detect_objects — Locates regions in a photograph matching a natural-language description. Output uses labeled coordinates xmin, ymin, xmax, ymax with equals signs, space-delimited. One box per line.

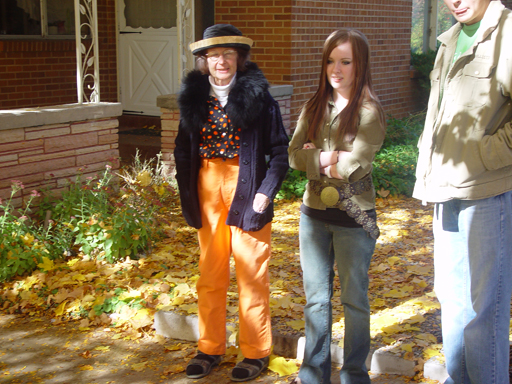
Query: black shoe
xmin=186 ymin=352 xmax=222 ymax=379
xmin=230 ymin=356 xmax=269 ymax=382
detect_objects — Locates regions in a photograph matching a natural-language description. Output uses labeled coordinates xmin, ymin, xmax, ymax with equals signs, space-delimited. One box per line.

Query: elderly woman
xmin=173 ymin=24 xmax=289 ymax=381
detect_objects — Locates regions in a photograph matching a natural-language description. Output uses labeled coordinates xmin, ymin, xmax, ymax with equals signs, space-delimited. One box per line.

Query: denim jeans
xmin=433 ymin=191 xmax=512 ymax=384
xmin=297 ymin=213 xmax=375 ymax=384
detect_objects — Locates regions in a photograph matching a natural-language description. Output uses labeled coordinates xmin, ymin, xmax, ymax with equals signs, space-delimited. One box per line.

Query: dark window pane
xmin=47 ymin=0 xmax=74 ymax=35
xmin=0 ymin=0 xmax=41 ymax=35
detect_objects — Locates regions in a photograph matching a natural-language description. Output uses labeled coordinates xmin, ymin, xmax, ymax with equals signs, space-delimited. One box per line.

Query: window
xmin=0 ymin=0 xmax=75 ymax=37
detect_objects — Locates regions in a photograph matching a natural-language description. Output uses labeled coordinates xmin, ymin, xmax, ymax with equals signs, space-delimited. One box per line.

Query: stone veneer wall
xmin=156 ymin=85 xmax=293 ymax=172
xmin=0 ymin=103 xmax=122 ymax=208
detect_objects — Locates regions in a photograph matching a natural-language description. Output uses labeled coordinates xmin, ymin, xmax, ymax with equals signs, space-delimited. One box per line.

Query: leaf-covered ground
xmin=0 ymin=196 xmax=442 ymax=380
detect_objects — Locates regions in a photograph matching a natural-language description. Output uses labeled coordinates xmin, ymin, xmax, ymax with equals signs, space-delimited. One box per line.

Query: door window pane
xmin=124 ymin=0 xmax=177 ymax=29
xmin=0 ymin=0 xmax=41 ymax=35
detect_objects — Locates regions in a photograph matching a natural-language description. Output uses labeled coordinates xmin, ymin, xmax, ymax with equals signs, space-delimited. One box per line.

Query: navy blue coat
xmin=174 ymin=62 xmax=290 ymax=232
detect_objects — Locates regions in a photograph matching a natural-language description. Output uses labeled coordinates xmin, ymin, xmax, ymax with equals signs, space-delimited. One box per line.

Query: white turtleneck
xmin=209 ymin=74 xmax=237 ymax=107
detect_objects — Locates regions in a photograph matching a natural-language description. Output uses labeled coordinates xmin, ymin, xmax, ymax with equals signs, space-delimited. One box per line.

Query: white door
xmin=118 ymin=0 xmax=179 ymax=116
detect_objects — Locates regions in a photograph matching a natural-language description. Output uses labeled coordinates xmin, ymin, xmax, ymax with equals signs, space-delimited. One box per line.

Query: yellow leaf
xmin=423 ymin=344 xmax=444 ymax=360
xmin=163 ymin=364 xmax=185 ymax=375
xmin=372 ymin=298 xmax=386 ymax=307
xmin=400 ymin=343 xmax=414 ymax=353
xmin=136 ymin=170 xmax=152 ymax=187
xmin=93 ymin=346 xmax=110 ymax=351
xmin=268 ymin=356 xmax=299 ymax=376
xmin=38 ymin=257 xmax=55 ymax=272
xmin=79 ymin=365 xmax=94 ymax=371
xmin=171 ymin=296 xmax=185 ymax=306
xmin=67 ymin=258 xmax=80 ymax=267
xmin=382 ymin=337 xmax=396 ymax=345
xmin=118 ymin=290 xmax=141 ymax=301
xmin=72 ymin=274 xmax=86 ymax=282
xmin=415 ymin=333 xmax=438 ymax=343
xmin=55 ymin=301 xmax=67 ymax=316
xmin=381 ymin=324 xmax=403 ymax=335
xmin=408 ymin=314 xmax=426 ymax=324
xmin=286 ymin=320 xmax=305 ymax=331
xmin=173 ymin=283 xmax=191 ymax=297
xmin=383 ymin=289 xmax=407 ymax=298
xmin=387 ymin=256 xmax=401 ymax=266
xmin=165 ymin=344 xmax=182 ymax=351
xmin=131 ymin=362 xmax=148 ymax=372
xmin=21 ymin=233 xmax=34 ymax=246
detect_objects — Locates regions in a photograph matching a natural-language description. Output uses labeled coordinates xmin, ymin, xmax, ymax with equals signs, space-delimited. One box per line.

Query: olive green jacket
xmin=288 ymin=101 xmax=385 ymax=211
xmin=413 ymin=1 xmax=512 ymax=203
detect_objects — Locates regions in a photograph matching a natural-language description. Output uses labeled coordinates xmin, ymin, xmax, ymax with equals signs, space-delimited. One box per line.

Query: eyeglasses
xmin=206 ymin=50 xmax=237 ymax=62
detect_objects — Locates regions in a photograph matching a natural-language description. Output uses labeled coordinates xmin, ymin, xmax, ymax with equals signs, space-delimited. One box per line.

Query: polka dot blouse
xmin=199 ymin=96 xmax=241 ymax=159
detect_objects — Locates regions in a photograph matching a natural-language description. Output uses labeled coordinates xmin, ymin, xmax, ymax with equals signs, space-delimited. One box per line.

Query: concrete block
xmin=0 ymin=128 xmax=24 ymax=143
xmin=71 ymin=119 xmax=119 ymax=134
xmin=370 ymin=349 xmax=416 ymax=377
xmin=0 ymin=138 xmax=43 ymax=153
xmin=424 ymin=357 xmax=448 ymax=383
xmin=154 ymin=311 xmax=200 ymax=342
xmin=26 ymin=127 xmax=71 ymax=140
xmin=272 ymin=333 xmax=300 ymax=358
xmin=153 ymin=311 xmax=235 ymax=346
xmin=45 ymin=132 xmax=98 ymax=153
xmin=0 ymin=154 xmax=18 ymax=163
xmin=76 ymin=149 xmax=118 ymax=166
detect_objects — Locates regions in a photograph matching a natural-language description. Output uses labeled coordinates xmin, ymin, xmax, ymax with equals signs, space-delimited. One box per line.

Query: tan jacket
xmin=413 ymin=1 xmax=512 ymax=203
xmin=288 ymin=101 xmax=384 ymax=211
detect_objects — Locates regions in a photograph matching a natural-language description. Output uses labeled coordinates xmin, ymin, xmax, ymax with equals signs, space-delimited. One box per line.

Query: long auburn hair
xmin=303 ymin=29 xmax=385 ymax=142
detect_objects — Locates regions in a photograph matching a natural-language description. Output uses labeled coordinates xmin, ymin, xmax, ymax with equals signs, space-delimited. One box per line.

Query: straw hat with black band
xmin=189 ymin=24 xmax=253 ymax=55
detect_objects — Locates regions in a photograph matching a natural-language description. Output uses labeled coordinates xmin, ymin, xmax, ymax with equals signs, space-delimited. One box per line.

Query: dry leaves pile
xmin=0 ymin=195 xmax=442 ymax=378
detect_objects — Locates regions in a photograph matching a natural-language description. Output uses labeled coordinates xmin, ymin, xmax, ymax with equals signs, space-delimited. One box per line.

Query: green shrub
xmin=372 ymin=145 xmax=419 ymax=197
xmin=411 ymin=49 xmax=437 ymax=91
xmin=0 ymin=182 xmax=52 ymax=281
xmin=0 ymin=152 xmax=176 ymax=282
xmin=276 ymin=168 xmax=308 ymax=200
xmin=382 ymin=113 xmax=424 ymax=150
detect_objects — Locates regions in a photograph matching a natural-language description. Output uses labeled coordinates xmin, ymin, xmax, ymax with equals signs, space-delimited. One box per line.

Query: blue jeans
xmin=298 ymin=213 xmax=375 ymax=384
xmin=433 ymin=191 xmax=512 ymax=384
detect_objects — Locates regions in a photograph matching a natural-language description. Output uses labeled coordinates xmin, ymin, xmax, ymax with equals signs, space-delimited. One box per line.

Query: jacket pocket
xmin=457 ymin=63 xmax=495 ymax=108
xmin=428 ymin=68 xmax=441 ymax=110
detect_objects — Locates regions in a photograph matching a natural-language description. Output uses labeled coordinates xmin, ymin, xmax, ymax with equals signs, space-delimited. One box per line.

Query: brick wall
xmin=0 ymin=0 xmax=118 ymax=110
xmin=216 ymin=0 xmax=415 ymax=123
xmin=0 ymin=117 xmax=120 ymax=208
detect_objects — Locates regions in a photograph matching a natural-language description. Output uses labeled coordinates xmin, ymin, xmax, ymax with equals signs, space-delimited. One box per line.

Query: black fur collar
xmin=178 ymin=62 xmax=269 ymax=131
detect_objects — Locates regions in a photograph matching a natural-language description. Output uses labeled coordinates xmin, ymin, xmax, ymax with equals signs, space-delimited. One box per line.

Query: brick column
xmin=156 ymin=95 xmax=179 ymax=173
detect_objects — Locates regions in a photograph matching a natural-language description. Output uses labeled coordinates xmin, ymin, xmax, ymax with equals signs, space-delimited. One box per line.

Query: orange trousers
xmin=196 ymin=157 xmax=272 ymax=359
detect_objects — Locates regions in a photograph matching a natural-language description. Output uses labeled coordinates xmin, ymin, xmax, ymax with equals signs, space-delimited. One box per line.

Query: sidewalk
xmin=0 ymin=313 xmax=439 ymax=383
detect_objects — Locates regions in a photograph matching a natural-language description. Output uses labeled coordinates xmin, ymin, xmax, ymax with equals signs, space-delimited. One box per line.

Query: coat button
xmin=243 ymin=142 xmax=249 ymax=147
xmin=239 ymin=195 xmax=244 ymax=200
xmin=233 ymin=210 xmax=239 ymax=215
xmin=475 ymin=71 xmax=479 ymax=75
xmin=243 ymin=160 xmax=249 ymax=165
xmin=241 ymin=179 xmax=247 ymax=184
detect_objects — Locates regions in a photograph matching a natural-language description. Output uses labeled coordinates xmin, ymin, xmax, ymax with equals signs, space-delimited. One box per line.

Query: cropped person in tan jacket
xmin=413 ymin=1 xmax=512 ymax=383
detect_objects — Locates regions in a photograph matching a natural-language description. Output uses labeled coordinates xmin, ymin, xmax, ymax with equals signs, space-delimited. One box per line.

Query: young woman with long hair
xmin=288 ymin=29 xmax=385 ymax=384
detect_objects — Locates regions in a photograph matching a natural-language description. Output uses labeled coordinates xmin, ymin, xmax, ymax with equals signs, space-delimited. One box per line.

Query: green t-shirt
xmin=453 ymin=21 xmax=481 ymax=63
xmin=441 ymin=21 xmax=482 ymax=104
